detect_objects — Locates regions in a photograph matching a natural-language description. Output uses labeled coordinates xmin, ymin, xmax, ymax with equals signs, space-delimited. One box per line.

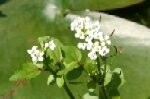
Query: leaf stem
xmin=63 ymin=81 xmax=75 ymax=99
xmin=58 ymin=62 xmax=75 ymax=99
xmin=97 ymin=57 xmax=108 ymax=99
xmin=99 ymin=84 xmax=107 ymax=99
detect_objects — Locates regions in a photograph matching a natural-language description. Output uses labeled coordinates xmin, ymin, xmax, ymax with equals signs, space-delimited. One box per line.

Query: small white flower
xmin=95 ymin=32 xmax=103 ymax=40
xmin=27 ymin=46 xmax=38 ymax=54
xmin=106 ymin=40 xmax=111 ymax=45
xmin=85 ymin=35 xmax=93 ymax=42
xmin=100 ymin=46 xmax=110 ymax=56
xmin=91 ymin=21 xmax=100 ymax=33
xmin=44 ymin=40 xmax=56 ymax=50
xmin=104 ymin=35 xmax=111 ymax=45
xmin=27 ymin=46 xmax=44 ymax=63
xmin=77 ymin=43 xmax=87 ymax=50
xmin=45 ymin=43 xmax=49 ymax=48
xmin=71 ymin=17 xmax=84 ymax=31
xmin=88 ymin=51 xmax=97 ymax=60
xmin=101 ymin=42 xmax=106 ymax=46
xmin=86 ymin=41 xmax=93 ymax=50
xmin=71 ymin=16 xmax=111 ymax=59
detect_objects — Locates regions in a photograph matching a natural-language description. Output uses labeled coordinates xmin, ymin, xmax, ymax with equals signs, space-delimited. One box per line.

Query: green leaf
xmin=84 ymin=58 xmax=98 ymax=75
xmin=106 ymin=68 xmax=125 ymax=98
xmin=113 ymin=68 xmax=125 ymax=88
xmin=87 ymin=81 xmax=96 ymax=93
xmin=64 ymin=61 xmax=78 ymax=69
xmin=62 ymin=0 xmax=143 ymax=11
xmin=47 ymin=75 xmax=55 ymax=85
xmin=62 ymin=46 xmax=82 ymax=64
xmin=57 ymin=46 xmax=82 ymax=76
xmin=66 ymin=66 xmax=83 ymax=80
xmin=9 ymin=63 xmax=41 ymax=81
xmin=57 ymin=61 xmax=79 ymax=75
xmin=46 ymin=38 xmax=63 ymax=64
xmin=56 ymin=75 xmax=64 ymax=88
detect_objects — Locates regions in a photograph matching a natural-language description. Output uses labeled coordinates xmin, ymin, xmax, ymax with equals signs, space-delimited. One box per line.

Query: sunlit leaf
xmin=9 ymin=63 xmax=41 ymax=81
xmin=57 ymin=61 xmax=78 ymax=75
xmin=62 ymin=46 xmax=82 ymax=64
xmin=47 ymin=38 xmax=63 ymax=64
xmin=47 ymin=75 xmax=55 ymax=85
xmin=56 ymin=75 xmax=64 ymax=88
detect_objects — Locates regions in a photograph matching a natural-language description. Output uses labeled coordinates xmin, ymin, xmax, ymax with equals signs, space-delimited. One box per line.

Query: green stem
xmin=97 ymin=57 xmax=108 ymax=99
xmin=44 ymin=57 xmax=75 ymax=99
xmin=96 ymin=57 xmax=101 ymax=77
xmin=99 ymin=84 xmax=107 ymax=99
xmin=63 ymin=81 xmax=75 ymax=99
xmin=57 ymin=62 xmax=75 ymax=99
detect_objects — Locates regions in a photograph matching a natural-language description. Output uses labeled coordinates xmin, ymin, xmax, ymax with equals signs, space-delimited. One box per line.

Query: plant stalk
xmin=99 ymin=84 xmax=107 ymax=99
xmin=97 ymin=57 xmax=108 ymax=99
xmin=63 ymin=82 xmax=75 ymax=99
xmin=45 ymin=60 xmax=75 ymax=99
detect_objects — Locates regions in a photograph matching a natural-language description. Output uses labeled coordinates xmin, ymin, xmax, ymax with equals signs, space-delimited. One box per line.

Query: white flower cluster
xmin=27 ymin=46 xmax=44 ymax=63
xmin=44 ymin=40 xmax=56 ymax=50
xmin=27 ymin=40 xmax=56 ymax=63
xmin=71 ymin=17 xmax=111 ymax=60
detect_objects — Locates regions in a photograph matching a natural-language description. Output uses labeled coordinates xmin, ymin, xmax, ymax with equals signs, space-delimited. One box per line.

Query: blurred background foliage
xmin=0 ymin=0 xmax=150 ymax=99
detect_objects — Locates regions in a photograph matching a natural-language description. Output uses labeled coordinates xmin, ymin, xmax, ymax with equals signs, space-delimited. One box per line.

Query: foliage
xmin=9 ymin=63 xmax=41 ymax=81
xmin=10 ymin=32 xmax=125 ymax=99
xmin=1 ymin=0 xmax=149 ymax=99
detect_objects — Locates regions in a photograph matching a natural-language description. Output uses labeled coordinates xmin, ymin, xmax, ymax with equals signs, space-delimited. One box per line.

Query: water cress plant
xmin=9 ymin=16 xmax=125 ymax=99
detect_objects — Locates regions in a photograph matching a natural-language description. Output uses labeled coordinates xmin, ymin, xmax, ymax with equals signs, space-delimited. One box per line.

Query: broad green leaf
xmin=66 ymin=66 xmax=83 ymax=80
xmin=105 ymin=68 xmax=125 ymax=98
xmin=47 ymin=38 xmax=63 ymax=64
xmin=62 ymin=0 xmax=144 ymax=11
xmin=62 ymin=46 xmax=82 ymax=64
xmin=56 ymin=75 xmax=64 ymax=88
xmin=84 ymin=58 xmax=98 ymax=75
xmin=9 ymin=63 xmax=41 ymax=81
xmin=58 ymin=46 xmax=82 ymax=77
xmin=87 ymin=81 xmax=96 ymax=93
xmin=113 ymin=68 xmax=125 ymax=88
xmin=57 ymin=61 xmax=79 ymax=75
xmin=47 ymin=75 xmax=55 ymax=85
xmin=64 ymin=61 xmax=79 ymax=69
